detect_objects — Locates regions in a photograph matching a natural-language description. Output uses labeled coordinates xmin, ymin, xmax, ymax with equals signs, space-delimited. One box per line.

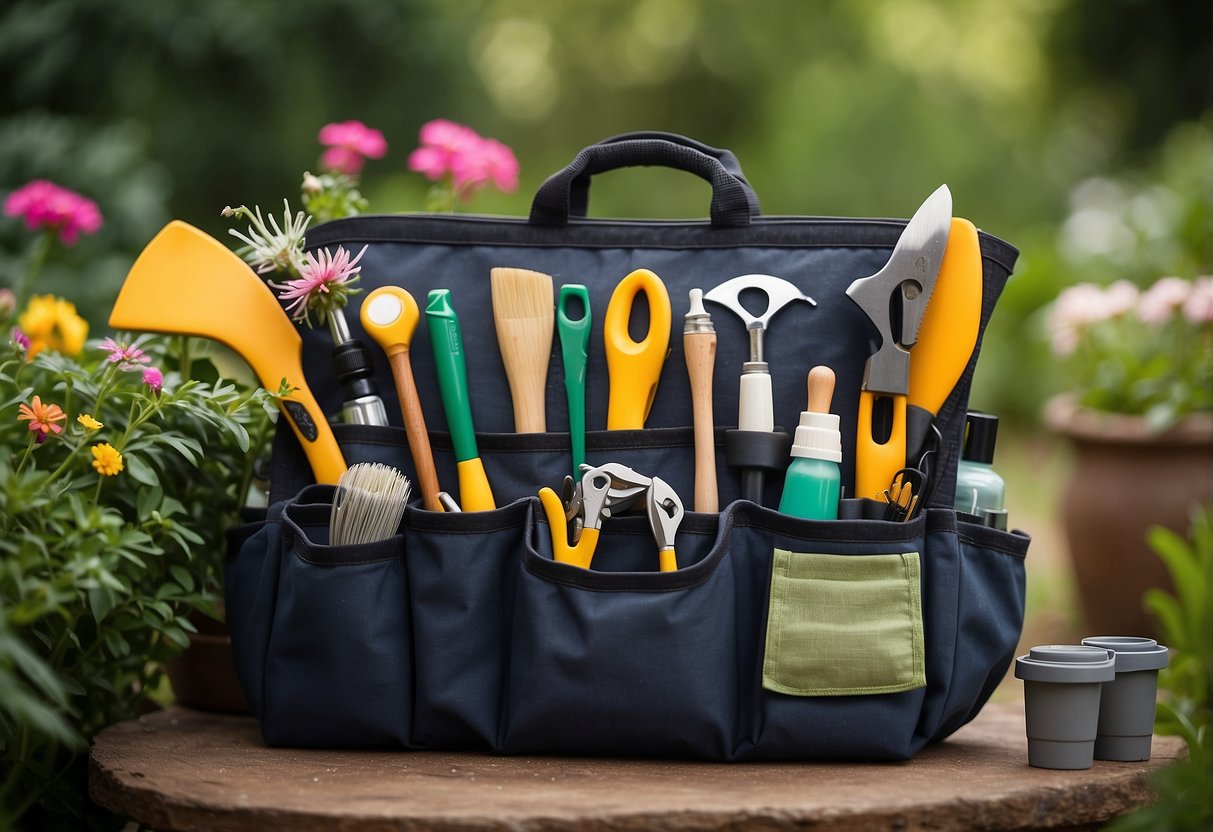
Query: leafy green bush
xmin=1110 ymin=506 xmax=1213 ymax=831
xmin=0 ymin=330 xmax=273 ymax=828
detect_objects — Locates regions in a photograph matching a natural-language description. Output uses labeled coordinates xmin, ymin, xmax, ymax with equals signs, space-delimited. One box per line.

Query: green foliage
xmin=1109 ymin=506 xmax=1213 ymax=831
xmin=0 ymin=332 xmax=273 ymax=829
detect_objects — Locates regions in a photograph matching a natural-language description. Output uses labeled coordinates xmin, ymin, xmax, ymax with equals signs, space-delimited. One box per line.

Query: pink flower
xmin=1047 ymin=283 xmax=1107 ymax=356
xmin=1137 ymin=276 xmax=1190 ymax=325
xmin=452 ymin=138 xmax=520 ymax=193
xmin=142 ymin=366 xmax=163 ymax=395
xmin=11 ymin=328 xmax=30 ymax=352
xmin=0 ymin=288 xmax=15 ymax=317
xmin=99 ymin=337 xmax=151 ymax=370
xmin=408 ymin=120 xmax=482 ymax=181
xmin=407 ymin=120 xmax=518 ymax=194
xmin=270 ymin=244 xmax=368 ymax=322
xmin=318 ymin=121 xmax=387 ymax=175
xmin=3 ymin=180 xmax=102 ymax=245
xmin=1183 ymin=276 xmax=1213 ymax=324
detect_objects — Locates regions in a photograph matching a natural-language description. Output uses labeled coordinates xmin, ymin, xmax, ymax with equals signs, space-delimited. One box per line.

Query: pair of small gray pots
xmin=1014 ymin=636 xmax=1169 ymax=770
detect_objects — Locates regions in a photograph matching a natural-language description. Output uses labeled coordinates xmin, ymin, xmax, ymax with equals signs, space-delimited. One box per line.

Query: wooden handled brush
xmin=491 ymin=267 xmax=554 ymax=433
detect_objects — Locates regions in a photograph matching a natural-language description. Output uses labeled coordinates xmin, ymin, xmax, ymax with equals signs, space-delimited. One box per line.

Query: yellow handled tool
xmin=604 ymin=268 xmax=671 ymax=430
xmin=905 ymin=218 xmax=983 ymax=466
xmin=361 ymin=286 xmax=444 ymax=511
xmin=538 ymin=471 xmax=611 ymax=569
xmin=109 ymin=221 xmax=347 ymax=484
xmin=846 ymin=186 xmax=952 ymax=500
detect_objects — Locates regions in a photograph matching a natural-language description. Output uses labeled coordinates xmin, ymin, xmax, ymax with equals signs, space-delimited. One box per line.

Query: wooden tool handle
xmin=389 ymin=351 xmax=442 ymax=511
xmin=684 ymin=330 xmax=718 ymax=512
xmin=807 ymin=365 xmax=836 ymax=414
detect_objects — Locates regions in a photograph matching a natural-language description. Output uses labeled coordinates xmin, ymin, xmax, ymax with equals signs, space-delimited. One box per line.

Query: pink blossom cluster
xmin=1048 ymin=276 xmax=1213 ymax=356
xmin=3 ymin=180 xmax=102 ymax=245
xmin=318 ymin=120 xmax=388 ymax=175
xmin=407 ymin=120 xmax=519 ymax=194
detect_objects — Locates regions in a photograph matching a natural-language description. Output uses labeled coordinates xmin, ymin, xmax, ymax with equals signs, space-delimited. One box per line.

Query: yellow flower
xmin=77 ymin=413 xmax=103 ymax=430
xmin=91 ymin=443 xmax=124 ymax=477
xmin=18 ymin=294 xmax=89 ymax=357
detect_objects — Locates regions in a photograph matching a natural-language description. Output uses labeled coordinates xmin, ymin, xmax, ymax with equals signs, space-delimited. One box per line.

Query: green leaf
xmin=88 ymin=586 xmax=116 ymax=624
xmin=124 ymin=453 xmax=160 ymax=488
xmin=160 ymin=434 xmax=202 ymax=463
xmin=161 ymin=626 xmax=191 ymax=650
xmin=170 ymin=565 xmax=195 ymax=592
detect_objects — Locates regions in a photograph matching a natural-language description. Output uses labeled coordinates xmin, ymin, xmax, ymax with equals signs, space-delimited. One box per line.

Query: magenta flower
xmin=453 ymin=137 xmax=519 ymax=193
xmin=3 ymin=180 xmax=102 ymax=245
xmin=142 ymin=366 xmax=163 ymax=395
xmin=270 ymin=244 xmax=368 ymax=324
xmin=408 ymin=120 xmax=482 ymax=181
xmin=12 ymin=328 xmax=30 ymax=352
xmin=407 ymin=120 xmax=518 ymax=195
xmin=318 ymin=120 xmax=387 ymax=175
xmin=99 ymin=337 xmax=151 ymax=370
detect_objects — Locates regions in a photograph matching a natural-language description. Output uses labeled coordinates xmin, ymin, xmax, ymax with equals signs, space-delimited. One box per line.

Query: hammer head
xmin=703 ymin=273 xmax=816 ymax=331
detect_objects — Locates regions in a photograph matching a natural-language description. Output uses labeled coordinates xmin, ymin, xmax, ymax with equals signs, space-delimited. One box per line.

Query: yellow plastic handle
xmin=659 ymin=547 xmax=678 ymax=573
xmin=854 ymin=391 xmax=907 ymax=500
xmin=109 ymin=221 xmax=347 ymax=484
xmin=538 ymin=487 xmax=597 ymax=569
xmin=360 ymin=286 xmax=419 ymax=356
xmin=605 ymin=269 xmax=671 ymax=430
xmin=456 ymin=457 xmax=496 ymax=512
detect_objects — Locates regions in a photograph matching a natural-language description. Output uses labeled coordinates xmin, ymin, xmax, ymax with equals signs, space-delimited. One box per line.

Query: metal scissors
xmin=604 ymin=269 xmax=671 ymax=430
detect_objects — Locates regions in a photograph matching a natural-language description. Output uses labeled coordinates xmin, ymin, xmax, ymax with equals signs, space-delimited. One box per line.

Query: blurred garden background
xmin=1 ymin=0 xmax=1211 ymax=827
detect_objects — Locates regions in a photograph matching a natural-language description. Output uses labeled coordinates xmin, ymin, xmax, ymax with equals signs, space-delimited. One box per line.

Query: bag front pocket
xmin=260 ymin=492 xmax=412 ymax=748
xmin=762 ymin=548 xmax=925 ymax=697
xmin=504 ymin=507 xmax=734 ymax=758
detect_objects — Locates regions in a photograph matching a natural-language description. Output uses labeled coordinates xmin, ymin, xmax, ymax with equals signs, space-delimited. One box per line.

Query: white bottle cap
xmin=790 ymin=410 xmax=842 ymax=463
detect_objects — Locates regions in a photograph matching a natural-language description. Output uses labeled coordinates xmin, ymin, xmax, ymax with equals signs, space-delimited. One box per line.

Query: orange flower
xmin=17 ymin=395 xmax=67 ymax=439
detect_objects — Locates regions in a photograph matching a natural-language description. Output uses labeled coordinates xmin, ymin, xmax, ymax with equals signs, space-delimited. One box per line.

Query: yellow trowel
xmin=109 ymin=221 xmax=347 ymax=484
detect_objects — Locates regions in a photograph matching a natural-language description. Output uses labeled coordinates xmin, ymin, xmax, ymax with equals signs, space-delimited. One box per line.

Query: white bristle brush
xmin=329 ymin=463 xmax=412 ymax=546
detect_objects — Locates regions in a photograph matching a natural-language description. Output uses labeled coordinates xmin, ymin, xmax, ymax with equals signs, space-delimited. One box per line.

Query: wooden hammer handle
xmin=388 ymin=351 xmax=442 ymax=511
xmin=684 ymin=330 xmax=719 ymax=512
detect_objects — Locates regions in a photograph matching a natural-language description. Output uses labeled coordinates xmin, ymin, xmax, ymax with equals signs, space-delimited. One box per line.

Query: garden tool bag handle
xmin=529 ymin=131 xmax=760 ymax=228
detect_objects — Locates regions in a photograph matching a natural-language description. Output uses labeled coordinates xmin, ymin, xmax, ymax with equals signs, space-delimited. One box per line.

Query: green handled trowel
xmin=109 ymin=221 xmax=347 ymax=484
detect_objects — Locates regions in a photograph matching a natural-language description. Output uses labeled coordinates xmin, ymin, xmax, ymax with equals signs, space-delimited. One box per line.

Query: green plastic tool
xmin=557 ymin=284 xmax=591 ymax=477
xmin=425 ymin=289 xmax=495 ymax=511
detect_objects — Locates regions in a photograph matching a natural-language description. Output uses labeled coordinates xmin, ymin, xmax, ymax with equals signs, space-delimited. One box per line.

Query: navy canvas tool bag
xmin=226 ymin=131 xmax=1029 ymax=760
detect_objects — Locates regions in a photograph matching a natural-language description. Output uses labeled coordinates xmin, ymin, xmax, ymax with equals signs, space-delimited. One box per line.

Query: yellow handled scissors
xmin=604 ymin=269 xmax=671 ymax=430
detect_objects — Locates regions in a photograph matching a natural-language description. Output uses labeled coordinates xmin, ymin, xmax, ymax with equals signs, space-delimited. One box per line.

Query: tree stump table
xmin=89 ymin=702 xmax=1182 ymax=831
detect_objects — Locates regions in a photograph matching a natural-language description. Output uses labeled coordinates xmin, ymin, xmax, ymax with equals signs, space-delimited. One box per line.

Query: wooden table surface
xmin=89 ymin=702 xmax=1184 ymax=831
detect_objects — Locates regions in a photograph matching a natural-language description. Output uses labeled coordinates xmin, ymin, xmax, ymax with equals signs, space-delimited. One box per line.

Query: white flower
xmin=223 ymin=200 xmax=311 ymax=275
xmin=1102 ymin=280 xmax=1140 ymax=318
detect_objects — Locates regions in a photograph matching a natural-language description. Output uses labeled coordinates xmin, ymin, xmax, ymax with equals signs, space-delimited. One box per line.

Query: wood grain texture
xmin=491 ymin=268 xmax=554 ymax=433
xmin=684 ymin=330 xmax=718 ymax=512
xmin=89 ymin=703 xmax=1183 ymax=831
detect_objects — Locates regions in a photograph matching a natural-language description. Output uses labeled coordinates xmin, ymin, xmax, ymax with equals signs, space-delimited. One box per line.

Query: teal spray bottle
xmin=953 ymin=411 xmax=1007 ymax=529
xmin=778 ymin=366 xmax=842 ymax=520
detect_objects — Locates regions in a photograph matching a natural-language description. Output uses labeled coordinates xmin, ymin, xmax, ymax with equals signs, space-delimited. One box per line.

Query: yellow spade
xmin=109 ymin=221 xmax=347 ymax=484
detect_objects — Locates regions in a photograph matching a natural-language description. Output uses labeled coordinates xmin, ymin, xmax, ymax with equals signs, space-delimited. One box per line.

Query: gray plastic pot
xmin=1082 ymin=636 xmax=1169 ymax=761
xmin=1015 ymin=645 xmax=1117 ymax=770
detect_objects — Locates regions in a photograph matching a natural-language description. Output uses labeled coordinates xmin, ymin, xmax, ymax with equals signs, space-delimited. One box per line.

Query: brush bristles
xmin=490 ymin=268 xmax=554 ymax=319
xmin=329 ymin=463 xmax=412 ymax=546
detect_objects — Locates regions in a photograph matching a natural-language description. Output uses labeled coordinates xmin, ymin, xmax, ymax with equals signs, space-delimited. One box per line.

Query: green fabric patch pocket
xmin=762 ymin=548 xmax=925 ymax=696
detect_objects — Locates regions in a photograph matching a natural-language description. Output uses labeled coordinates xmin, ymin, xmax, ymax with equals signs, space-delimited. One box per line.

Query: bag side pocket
xmin=762 ymin=549 xmax=925 ymax=697
xmin=260 ymin=494 xmax=412 ymax=748
xmin=225 ymin=514 xmax=282 ymax=721
xmin=932 ymin=519 xmax=1029 ymax=740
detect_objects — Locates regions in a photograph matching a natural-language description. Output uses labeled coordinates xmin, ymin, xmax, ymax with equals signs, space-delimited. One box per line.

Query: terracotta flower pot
xmin=166 ymin=610 xmax=250 ymax=714
xmin=1045 ymin=395 xmax=1213 ymax=637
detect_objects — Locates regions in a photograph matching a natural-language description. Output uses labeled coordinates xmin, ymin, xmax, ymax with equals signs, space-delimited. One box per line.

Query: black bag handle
xmin=529 ymin=131 xmax=760 ymax=228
